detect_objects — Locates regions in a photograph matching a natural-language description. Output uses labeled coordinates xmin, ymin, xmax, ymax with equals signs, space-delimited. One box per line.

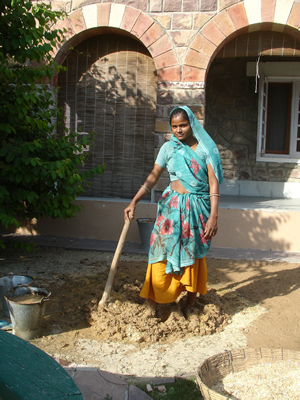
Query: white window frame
xmin=247 ymin=62 xmax=300 ymax=164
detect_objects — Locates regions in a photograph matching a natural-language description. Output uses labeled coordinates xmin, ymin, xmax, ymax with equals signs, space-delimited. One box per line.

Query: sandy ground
xmin=1 ymin=245 xmax=300 ymax=378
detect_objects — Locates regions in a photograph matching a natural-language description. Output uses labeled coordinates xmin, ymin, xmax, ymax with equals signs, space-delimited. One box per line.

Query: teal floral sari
xmin=148 ymin=106 xmax=223 ymax=274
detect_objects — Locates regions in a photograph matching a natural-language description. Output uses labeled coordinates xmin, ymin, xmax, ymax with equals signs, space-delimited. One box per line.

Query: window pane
xmin=297 ymin=141 xmax=300 ymax=152
xmin=266 ymin=83 xmax=291 ymax=154
xmin=298 ymin=126 xmax=300 ymax=139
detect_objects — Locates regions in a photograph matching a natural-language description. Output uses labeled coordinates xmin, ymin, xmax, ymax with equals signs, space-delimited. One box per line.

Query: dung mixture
xmin=1 ymin=245 xmax=299 ymax=376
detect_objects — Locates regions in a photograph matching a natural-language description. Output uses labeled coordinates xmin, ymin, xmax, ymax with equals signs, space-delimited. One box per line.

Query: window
xmin=249 ymin=62 xmax=300 ymax=163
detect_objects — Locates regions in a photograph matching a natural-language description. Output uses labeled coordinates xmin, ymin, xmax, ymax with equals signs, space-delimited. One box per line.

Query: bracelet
xmin=141 ymin=184 xmax=151 ymax=193
xmin=209 ymin=194 xmax=220 ymax=197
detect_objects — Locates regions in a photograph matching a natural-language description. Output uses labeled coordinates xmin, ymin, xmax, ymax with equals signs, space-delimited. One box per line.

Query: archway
xmin=183 ymin=1 xmax=300 ymax=82
xmin=205 ymin=29 xmax=300 ymax=183
xmin=53 ymin=4 xmax=179 ymax=83
xmin=57 ymin=33 xmax=157 ymax=199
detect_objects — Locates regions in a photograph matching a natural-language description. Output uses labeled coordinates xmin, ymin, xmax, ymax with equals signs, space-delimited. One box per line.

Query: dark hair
xmin=169 ymin=108 xmax=190 ymax=124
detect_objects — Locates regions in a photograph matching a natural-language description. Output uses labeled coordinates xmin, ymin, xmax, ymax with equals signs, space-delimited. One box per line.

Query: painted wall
xmin=15 ymin=198 xmax=300 ymax=251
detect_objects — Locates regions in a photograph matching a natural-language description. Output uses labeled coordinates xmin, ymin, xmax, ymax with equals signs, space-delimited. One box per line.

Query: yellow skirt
xmin=140 ymin=258 xmax=207 ymax=304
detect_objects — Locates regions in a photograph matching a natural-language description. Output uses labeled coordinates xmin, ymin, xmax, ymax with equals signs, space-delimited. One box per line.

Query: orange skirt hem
xmin=140 ymin=258 xmax=207 ymax=304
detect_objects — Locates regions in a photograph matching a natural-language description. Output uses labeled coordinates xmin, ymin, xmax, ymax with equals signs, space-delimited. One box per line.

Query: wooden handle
xmin=99 ymin=218 xmax=131 ymax=305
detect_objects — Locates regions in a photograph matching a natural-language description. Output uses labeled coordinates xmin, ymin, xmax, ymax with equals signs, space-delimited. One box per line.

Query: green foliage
xmin=135 ymin=378 xmax=203 ymax=400
xmin=0 ymin=0 xmax=105 ymax=248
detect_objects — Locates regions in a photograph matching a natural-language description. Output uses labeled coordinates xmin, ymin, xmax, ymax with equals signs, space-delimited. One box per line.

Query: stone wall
xmin=45 ymin=0 xmax=300 ymax=197
xmin=153 ymin=56 xmax=300 ymax=199
xmin=205 ymin=57 xmax=300 ymax=183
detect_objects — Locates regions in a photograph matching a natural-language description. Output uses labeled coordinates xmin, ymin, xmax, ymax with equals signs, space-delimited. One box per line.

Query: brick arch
xmin=183 ymin=0 xmax=300 ymax=83
xmin=52 ymin=3 xmax=179 ymax=83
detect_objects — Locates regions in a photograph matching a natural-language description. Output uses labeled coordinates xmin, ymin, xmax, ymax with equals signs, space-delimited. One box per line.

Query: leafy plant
xmin=0 ymin=0 xmax=105 ymax=249
xmin=134 ymin=377 xmax=204 ymax=400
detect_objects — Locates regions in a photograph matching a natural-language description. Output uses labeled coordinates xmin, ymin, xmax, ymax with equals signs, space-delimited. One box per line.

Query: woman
xmin=124 ymin=106 xmax=223 ymax=315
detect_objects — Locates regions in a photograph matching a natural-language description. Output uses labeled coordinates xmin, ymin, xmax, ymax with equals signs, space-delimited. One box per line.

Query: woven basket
xmin=197 ymin=348 xmax=300 ymax=400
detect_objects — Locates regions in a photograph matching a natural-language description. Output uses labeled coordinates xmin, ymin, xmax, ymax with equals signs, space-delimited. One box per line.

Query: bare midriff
xmin=170 ymin=179 xmax=189 ymax=194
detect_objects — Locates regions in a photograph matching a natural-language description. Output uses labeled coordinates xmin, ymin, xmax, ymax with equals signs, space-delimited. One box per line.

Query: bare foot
xmin=145 ymin=299 xmax=156 ymax=318
xmin=183 ymin=305 xmax=192 ymax=319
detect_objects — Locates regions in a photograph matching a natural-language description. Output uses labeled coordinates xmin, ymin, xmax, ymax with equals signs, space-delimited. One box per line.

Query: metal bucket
xmin=5 ymin=286 xmax=50 ymax=340
xmin=137 ymin=218 xmax=155 ymax=251
xmin=0 ymin=275 xmax=33 ymax=318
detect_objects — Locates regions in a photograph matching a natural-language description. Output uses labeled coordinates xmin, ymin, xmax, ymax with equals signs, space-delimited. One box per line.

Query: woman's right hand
xmin=124 ymin=164 xmax=164 ymax=223
xmin=124 ymin=202 xmax=135 ymax=222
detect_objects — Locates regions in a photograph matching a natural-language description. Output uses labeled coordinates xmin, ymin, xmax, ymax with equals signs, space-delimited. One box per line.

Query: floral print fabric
xmin=149 ymin=187 xmax=211 ymax=274
xmin=148 ymin=106 xmax=223 ymax=275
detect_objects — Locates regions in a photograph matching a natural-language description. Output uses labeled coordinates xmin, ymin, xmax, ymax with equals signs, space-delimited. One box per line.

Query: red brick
xmin=54 ymin=17 xmax=75 ymax=42
xmin=227 ymin=3 xmax=249 ymax=31
xmin=190 ymin=33 xmax=216 ymax=57
xmin=183 ymin=0 xmax=198 ymax=12
xmin=213 ymin=10 xmax=236 ymax=38
xmin=261 ymin=0 xmax=275 ymax=23
xmin=157 ymin=66 xmax=181 ymax=82
xmin=120 ymin=7 xmax=141 ymax=32
xmin=185 ymin=48 xmax=209 ymax=69
xmin=97 ymin=3 xmax=110 ymax=27
xmin=154 ymin=49 xmax=178 ymax=69
xmin=131 ymin=13 xmax=154 ymax=38
xmin=287 ymin=2 xmax=300 ymax=29
xmin=69 ymin=9 xmax=86 ymax=34
xmin=148 ymin=34 xmax=173 ymax=57
xmin=201 ymin=20 xmax=226 ymax=47
xmin=140 ymin=22 xmax=165 ymax=47
xmin=182 ymin=65 xmax=206 ymax=82
xmin=164 ymin=0 xmax=181 ymax=12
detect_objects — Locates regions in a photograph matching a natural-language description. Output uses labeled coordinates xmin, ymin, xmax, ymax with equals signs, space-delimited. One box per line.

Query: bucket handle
xmin=42 ymin=292 xmax=51 ymax=302
xmin=13 ymin=282 xmax=31 ymax=290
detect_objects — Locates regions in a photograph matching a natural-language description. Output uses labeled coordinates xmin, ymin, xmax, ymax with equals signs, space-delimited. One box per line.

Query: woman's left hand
xmin=204 ymin=215 xmax=218 ymax=239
